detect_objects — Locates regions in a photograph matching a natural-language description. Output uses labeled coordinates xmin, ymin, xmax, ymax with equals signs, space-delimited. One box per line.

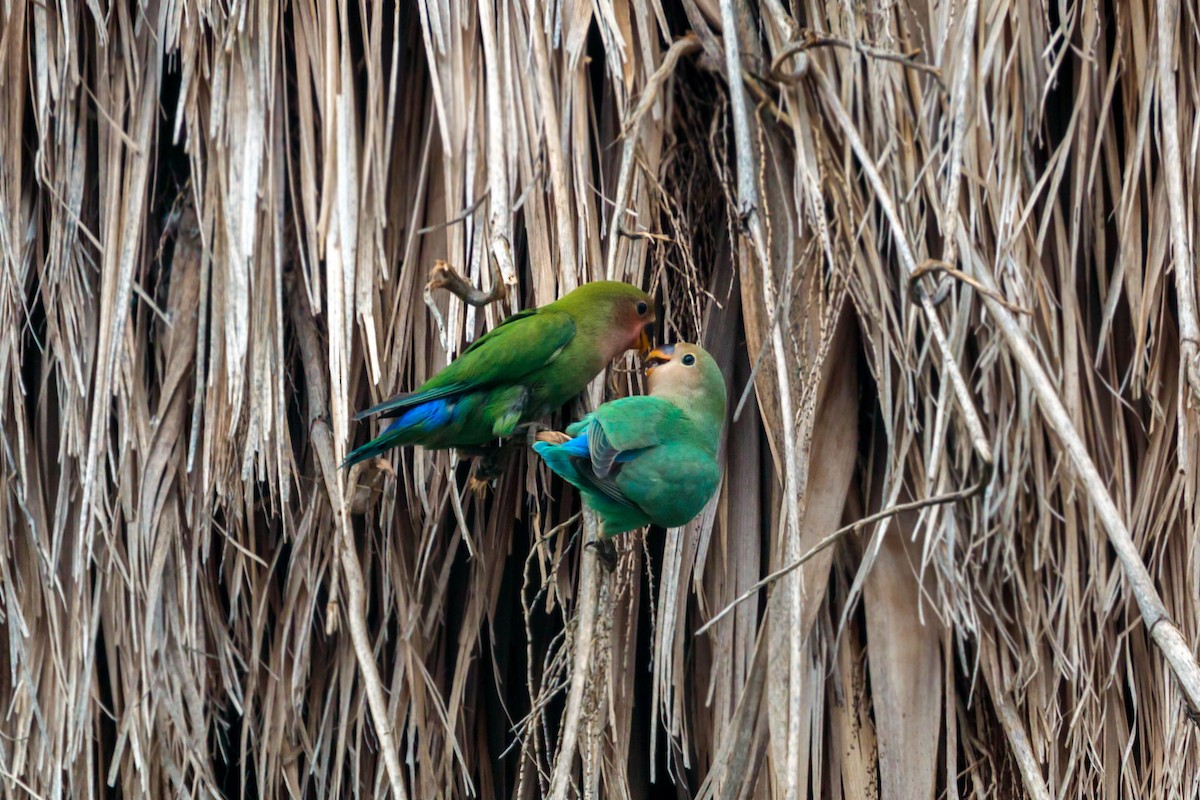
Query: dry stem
xmin=718 ymin=2 xmax=808 ymax=796
xmin=290 ymin=279 xmax=409 ymax=800
xmin=909 ymin=260 xmax=1032 ymax=316
xmin=547 ymin=515 xmax=608 ymax=798
xmin=982 ymin=644 xmax=1053 ymax=800
xmin=1155 ymin=0 xmax=1200 ymax=422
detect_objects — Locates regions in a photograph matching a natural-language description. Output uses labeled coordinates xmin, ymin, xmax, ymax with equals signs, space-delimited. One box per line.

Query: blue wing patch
xmin=385 ymin=398 xmax=456 ymax=435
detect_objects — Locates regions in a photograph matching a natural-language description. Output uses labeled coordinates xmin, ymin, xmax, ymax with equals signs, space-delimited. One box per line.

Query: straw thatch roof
xmin=2 ymin=0 xmax=1199 ymax=797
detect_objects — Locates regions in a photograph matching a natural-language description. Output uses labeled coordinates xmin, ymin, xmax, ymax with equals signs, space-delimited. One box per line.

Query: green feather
xmin=534 ymin=345 xmax=728 ymax=536
xmin=348 ymin=281 xmax=654 ymax=460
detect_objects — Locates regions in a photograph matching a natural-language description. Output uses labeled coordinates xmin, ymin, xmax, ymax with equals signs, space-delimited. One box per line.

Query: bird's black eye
xmin=682 ymin=354 xmax=696 ymax=366
xmin=636 ymin=301 xmax=648 ymax=316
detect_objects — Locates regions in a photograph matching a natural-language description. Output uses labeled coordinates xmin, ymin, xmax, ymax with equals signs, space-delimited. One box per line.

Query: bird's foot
xmin=474 ymin=448 xmax=510 ymax=479
xmin=585 ymin=538 xmax=618 ymax=572
xmin=465 ymin=448 xmax=509 ymax=495
xmin=536 ymin=430 xmax=572 ymax=445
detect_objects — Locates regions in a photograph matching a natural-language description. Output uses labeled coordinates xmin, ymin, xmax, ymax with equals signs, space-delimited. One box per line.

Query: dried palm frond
xmin=2 ymin=0 xmax=1199 ymax=798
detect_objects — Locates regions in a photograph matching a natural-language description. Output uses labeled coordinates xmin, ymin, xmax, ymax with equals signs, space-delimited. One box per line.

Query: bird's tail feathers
xmin=532 ymin=438 xmax=587 ymax=486
xmin=533 ymin=438 xmax=646 ymax=535
xmin=341 ymin=398 xmax=455 ymax=468
xmin=353 ymin=384 xmax=464 ymax=420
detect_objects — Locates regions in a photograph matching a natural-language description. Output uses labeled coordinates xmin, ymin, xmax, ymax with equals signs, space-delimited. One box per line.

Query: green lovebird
xmin=532 ymin=342 xmax=726 ymax=536
xmin=342 ymin=281 xmax=656 ymax=468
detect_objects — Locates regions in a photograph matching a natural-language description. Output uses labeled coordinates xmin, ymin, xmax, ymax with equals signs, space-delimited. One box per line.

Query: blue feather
xmin=560 ymin=432 xmax=640 ymax=464
xmin=534 ymin=432 xmax=639 ymax=478
xmin=386 ymin=398 xmax=455 ymax=435
xmin=533 ymin=433 xmax=651 ymax=534
xmin=532 ymin=440 xmax=582 ymax=485
xmin=342 ymin=398 xmax=459 ymax=468
xmin=561 ymin=433 xmax=592 ymax=458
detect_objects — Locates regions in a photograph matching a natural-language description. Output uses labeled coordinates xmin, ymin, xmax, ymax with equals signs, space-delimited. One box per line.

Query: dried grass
xmin=2 ymin=0 xmax=1199 ymax=798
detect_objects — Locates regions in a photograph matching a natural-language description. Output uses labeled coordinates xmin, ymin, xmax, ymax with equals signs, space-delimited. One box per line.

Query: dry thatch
xmin=3 ymin=0 xmax=1200 ymax=797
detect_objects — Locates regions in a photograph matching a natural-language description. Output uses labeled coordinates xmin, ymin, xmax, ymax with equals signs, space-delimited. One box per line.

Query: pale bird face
xmin=643 ymin=343 xmax=705 ymax=394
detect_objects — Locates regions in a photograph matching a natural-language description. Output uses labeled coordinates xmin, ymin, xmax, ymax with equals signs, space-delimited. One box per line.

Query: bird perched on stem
xmin=533 ymin=342 xmax=726 ymax=555
xmin=343 ymin=281 xmax=656 ymax=469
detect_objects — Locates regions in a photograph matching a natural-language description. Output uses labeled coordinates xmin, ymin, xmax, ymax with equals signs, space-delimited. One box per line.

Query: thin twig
xmin=732 ymin=340 xmax=772 ymax=423
xmin=616 ymin=226 xmax=674 ymax=243
xmin=415 ymin=191 xmax=489 ymax=235
xmin=605 ymin=34 xmax=702 ymax=279
xmin=732 ymin=246 xmax=801 ymax=423
xmin=770 ymin=30 xmax=945 ymax=91
xmin=982 ymin=644 xmax=1053 ymax=800
xmin=909 ymin=259 xmax=1033 ymax=316
xmin=695 ymin=469 xmax=990 ymax=637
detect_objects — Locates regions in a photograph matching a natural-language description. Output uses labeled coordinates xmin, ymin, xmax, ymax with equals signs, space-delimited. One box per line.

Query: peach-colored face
xmin=643 ymin=343 xmax=707 ymax=395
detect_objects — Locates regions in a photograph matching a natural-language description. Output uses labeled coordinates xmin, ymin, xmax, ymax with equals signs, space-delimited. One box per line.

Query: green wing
xmin=355 ymin=309 xmax=575 ymax=419
xmin=596 ymin=398 xmax=719 ymax=527
xmin=565 ymin=396 xmax=683 ymax=507
xmin=590 ymin=396 xmax=683 ymax=474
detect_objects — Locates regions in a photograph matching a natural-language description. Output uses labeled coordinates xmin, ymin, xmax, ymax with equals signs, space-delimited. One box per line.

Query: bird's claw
xmin=471 ymin=448 xmax=510 ymax=486
xmin=466 ymin=475 xmax=492 ymax=496
xmin=536 ymin=430 xmax=572 ymax=445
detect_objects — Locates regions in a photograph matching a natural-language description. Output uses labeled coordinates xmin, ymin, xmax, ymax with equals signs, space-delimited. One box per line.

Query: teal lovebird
xmin=342 ymin=281 xmax=656 ymax=468
xmin=533 ymin=343 xmax=726 ymax=536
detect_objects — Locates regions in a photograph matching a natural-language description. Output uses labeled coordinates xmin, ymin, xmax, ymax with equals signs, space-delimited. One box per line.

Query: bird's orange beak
xmin=636 ymin=328 xmax=653 ymax=359
xmin=643 ymin=345 xmax=674 ymax=375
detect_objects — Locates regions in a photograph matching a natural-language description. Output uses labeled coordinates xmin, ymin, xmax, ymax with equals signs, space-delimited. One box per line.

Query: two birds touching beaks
xmin=342 ymin=281 xmax=727 ymax=541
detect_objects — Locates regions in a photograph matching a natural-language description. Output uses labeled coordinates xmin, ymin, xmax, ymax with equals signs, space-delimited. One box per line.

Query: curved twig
xmin=605 ymin=34 xmax=702 ymax=279
xmin=909 ymin=259 xmax=1033 ymax=316
xmin=696 ymin=463 xmax=992 ymax=637
xmin=415 ymin=191 xmax=489 ymax=235
xmin=427 ymin=258 xmax=508 ymax=307
xmin=424 ymin=258 xmax=509 ymax=351
xmin=770 ymin=30 xmax=945 ymax=91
